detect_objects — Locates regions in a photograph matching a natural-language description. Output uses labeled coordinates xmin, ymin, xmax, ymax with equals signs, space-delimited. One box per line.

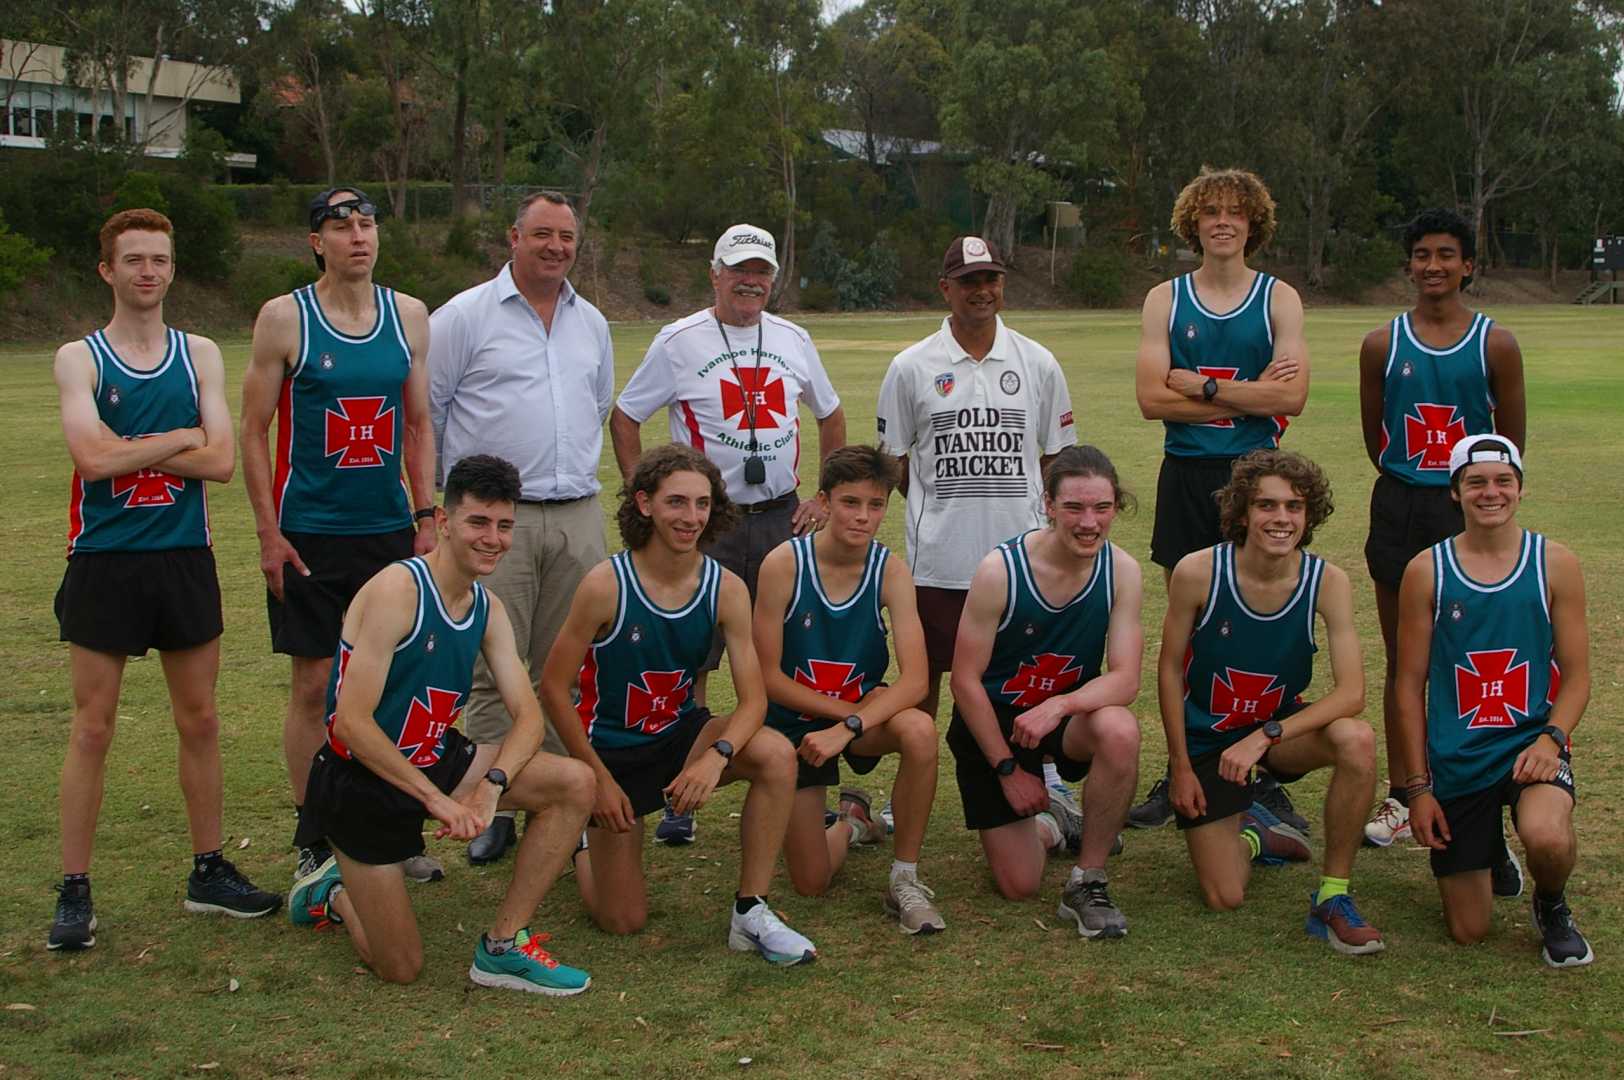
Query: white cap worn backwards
xmin=1448 ymin=433 xmax=1523 ymax=480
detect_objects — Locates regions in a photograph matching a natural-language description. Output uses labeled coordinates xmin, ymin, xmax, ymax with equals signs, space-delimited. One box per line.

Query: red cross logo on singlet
xmin=1403 ymin=402 xmax=1467 ymax=472
xmin=1209 ymin=668 xmax=1286 ymax=731
xmin=721 ymin=369 xmax=788 ymax=431
xmin=324 ymin=396 xmax=397 ymax=468
xmin=1196 ymin=366 xmax=1240 ymax=428
xmin=399 ymin=686 xmax=464 ymax=766
xmin=626 ymin=670 xmax=692 ymax=735
xmin=1455 ymin=649 xmax=1529 ymax=729
xmin=1001 ymin=653 xmax=1083 ymax=709
xmin=110 ymin=467 xmax=185 ymax=507
xmin=793 ymin=659 xmax=865 ymax=720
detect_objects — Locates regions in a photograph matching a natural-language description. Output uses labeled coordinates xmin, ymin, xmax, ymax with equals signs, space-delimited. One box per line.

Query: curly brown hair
xmin=1170 ymin=167 xmax=1276 ymax=257
xmin=616 ymin=443 xmax=739 ymax=551
xmin=1217 ymin=450 xmax=1333 ymax=548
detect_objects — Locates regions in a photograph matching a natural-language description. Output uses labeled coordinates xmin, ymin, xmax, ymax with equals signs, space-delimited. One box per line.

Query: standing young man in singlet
xmin=241 ymin=187 xmax=439 ymax=882
xmin=49 ymin=209 xmax=279 ymax=950
xmin=540 ymin=445 xmax=816 ymax=965
xmin=1358 ymin=209 xmax=1526 ymax=862
xmin=1159 ymin=451 xmax=1384 ymax=954
xmin=289 ymin=455 xmax=596 ymax=993
xmin=753 ymin=446 xmax=945 ymax=933
xmin=1130 ymin=167 xmax=1309 ymax=831
xmin=1394 ymin=436 xmax=1592 ymax=967
xmin=948 ymin=447 xmax=1143 ymax=938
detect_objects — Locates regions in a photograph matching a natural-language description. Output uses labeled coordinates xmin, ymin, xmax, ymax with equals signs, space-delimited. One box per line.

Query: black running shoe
xmin=1532 ymin=894 xmax=1594 ymax=968
xmin=295 ymin=843 xmax=332 ymax=882
xmin=1127 ymin=776 xmax=1172 ymax=829
xmin=185 ymin=860 xmax=283 ymax=919
xmin=48 ymin=881 xmax=96 ymax=951
xmin=1491 ymin=844 xmax=1524 ymax=898
xmin=1253 ymin=771 xmax=1311 ymax=837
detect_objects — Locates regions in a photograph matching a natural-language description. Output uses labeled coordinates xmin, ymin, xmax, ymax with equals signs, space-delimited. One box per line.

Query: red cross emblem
xmin=626 ymin=670 xmax=692 ymax=736
xmin=1209 ymin=668 xmax=1286 ymax=731
xmin=793 ymin=658 xmax=865 ymax=720
xmin=110 ymin=467 xmax=185 ymax=507
xmin=721 ymin=368 xmax=787 ymax=431
xmin=1403 ymin=402 xmax=1467 ymax=472
xmin=399 ymin=686 xmax=464 ymax=765
xmin=1196 ymin=366 xmax=1240 ymax=428
xmin=1000 ymin=653 xmax=1083 ymax=708
xmin=1455 ymin=648 xmax=1529 ymax=729
xmin=324 ymin=396 xmax=397 ymax=468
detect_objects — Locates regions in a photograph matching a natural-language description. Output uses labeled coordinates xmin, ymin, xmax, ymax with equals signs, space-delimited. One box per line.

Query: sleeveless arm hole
xmin=1262 ymin=275 xmax=1277 ymax=348
xmin=384 ymin=286 xmax=410 ymax=357
xmin=1102 ymin=542 xmax=1116 ymax=613
xmin=176 ymin=329 xmax=202 ymax=406
xmin=706 ymin=557 xmax=721 ymax=624
xmin=592 ymin=554 xmax=629 ymax=646
xmin=290 ymin=287 xmax=313 ymax=378
xmin=1194 ymin=545 xmax=1224 ymax=631
xmin=84 ymin=334 xmax=106 ymax=399
xmin=1431 ymin=543 xmax=1446 ymax=626
xmin=871 ymin=543 xmax=889 ymax=635
xmin=394 ymin=558 xmax=428 ymax=653
xmin=1305 ymin=556 xmax=1326 ymax=649
xmin=1534 ymin=533 xmax=1551 ymax=621
xmin=1382 ymin=315 xmax=1402 ymax=378
xmin=994 ymin=543 xmax=1018 ymax=633
xmin=1478 ymin=316 xmax=1497 ymax=409
xmin=784 ymin=535 xmax=806 ymax=623
xmin=1167 ymin=276 xmax=1182 ymax=336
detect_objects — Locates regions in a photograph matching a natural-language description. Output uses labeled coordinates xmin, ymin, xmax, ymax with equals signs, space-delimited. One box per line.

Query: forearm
xmin=816 ymin=410 xmax=847 ymax=459
xmin=404 ymin=414 xmax=437 ymax=510
xmin=949 ymin=678 xmax=1011 ymax=764
xmin=1049 ymin=670 xmax=1138 ymax=717
xmin=1547 ymin=675 xmax=1590 ymax=738
xmin=1140 ymin=386 xmax=1240 ymax=424
xmin=1391 ymin=680 xmax=1430 ymax=781
xmin=488 ymin=707 xmax=546 ymax=781
xmin=1211 ymin=379 xmax=1303 ymax=417
xmin=541 ymin=685 xmax=603 ymax=770
xmin=854 ymin=674 xmax=928 ymax=729
xmin=240 ymin=432 xmax=282 ymax=536
xmin=76 ymin=429 xmax=197 ymax=481
xmin=609 ymin=410 xmax=642 ymax=480
xmin=1158 ymin=665 xmax=1194 ymax=767
xmin=337 ymin=718 xmax=444 ymax=806
xmin=764 ymin=671 xmax=853 ymax=723
xmin=715 ymin=696 xmax=767 ymax=750
xmin=1279 ymin=685 xmax=1363 ymax=740
xmin=156 ymin=441 xmax=234 ymax=483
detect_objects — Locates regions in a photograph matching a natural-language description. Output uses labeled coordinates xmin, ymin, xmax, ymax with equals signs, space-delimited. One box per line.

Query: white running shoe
xmin=727 ymin=902 xmax=816 ymax=966
xmin=885 ymin=877 xmax=946 ymax=935
xmin=1363 ymin=797 xmax=1411 ymax=847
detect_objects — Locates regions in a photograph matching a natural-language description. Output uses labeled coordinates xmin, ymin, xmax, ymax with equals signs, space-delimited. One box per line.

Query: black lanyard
xmin=714 ymin=315 xmax=765 ymax=452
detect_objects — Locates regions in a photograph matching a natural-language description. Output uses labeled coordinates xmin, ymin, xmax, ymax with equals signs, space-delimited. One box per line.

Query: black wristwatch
xmin=1201 ymin=376 xmax=1220 ymax=402
xmin=483 ymin=767 xmax=509 ymax=794
xmin=1262 ymin=719 xmax=1284 ymax=746
xmin=710 ymin=739 xmax=735 ymax=764
xmin=414 ymin=506 xmax=437 ymax=522
xmin=1538 ymin=725 xmax=1566 ymax=750
xmin=994 ymin=756 xmax=1017 ymax=777
xmin=842 ymin=714 xmax=864 ymax=738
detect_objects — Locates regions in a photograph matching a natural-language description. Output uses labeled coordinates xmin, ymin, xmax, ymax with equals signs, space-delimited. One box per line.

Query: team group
xmin=45 ymin=166 xmax=1593 ymax=993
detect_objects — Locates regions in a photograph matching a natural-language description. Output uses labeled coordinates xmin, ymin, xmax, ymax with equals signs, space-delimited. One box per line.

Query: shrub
xmin=110 ymin=171 xmax=170 ymax=216
xmin=835 ymin=242 xmax=901 ymax=310
xmin=371 ymin=220 xmax=480 ymax=310
xmin=1065 ymin=245 xmax=1129 ymax=308
xmin=158 ymin=174 xmax=239 ymax=281
xmin=231 ymin=254 xmax=319 ymax=317
xmin=1327 ymin=232 xmax=1404 ymax=299
xmin=798 ymin=282 xmax=837 ymax=311
xmin=0 ymin=210 xmax=52 ymax=298
xmin=643 ymin=285 xmax=671 ymax=305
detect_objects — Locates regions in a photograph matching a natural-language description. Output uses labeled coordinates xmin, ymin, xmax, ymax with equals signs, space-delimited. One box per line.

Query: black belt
xmin=737 ymin=492 xmax=796 ymax=515
xmin=518 ymin=494 xmax=591 ymax=507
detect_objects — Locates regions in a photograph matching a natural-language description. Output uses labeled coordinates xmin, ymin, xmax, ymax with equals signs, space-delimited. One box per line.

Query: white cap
xmin=1448 ymin=433 xmax=1523 ymax=479
xmin=713 ymin=224 xmax=779 ymax=270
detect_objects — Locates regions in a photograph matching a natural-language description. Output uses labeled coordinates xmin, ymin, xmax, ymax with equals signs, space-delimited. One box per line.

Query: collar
xmin=497 ymin=261 xmax=576 ymax=307
xmin=939 ymin=314 xmax=1008 ymax=365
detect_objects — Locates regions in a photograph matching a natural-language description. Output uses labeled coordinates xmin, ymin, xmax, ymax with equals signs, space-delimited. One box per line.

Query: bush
xmin=798 ymin=282 xmax=837 ymax=311
xmin=231 ymin=254 xmax=319 ymax=317
xmin=1066 ymin=245 xmax=1129 ymax=308
xmin=371 ymin=220 xmax=481 ymax=309
xmin=0 ymin=210 xmax=52 ymax=298
xmin=158 ymin=174 xmax=239 ymax=281
xmin=1327 ymin=232 xmax=1404 ymax=299
xmin=643 ymin=285 xmax=671 ymax=306
xmin=835 ymin=242 xmax=901 ymax=311
xmin=110 ymin=171 xmax=169 ymax=216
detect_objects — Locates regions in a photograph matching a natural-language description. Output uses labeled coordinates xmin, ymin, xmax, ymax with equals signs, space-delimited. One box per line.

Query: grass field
xmin=1 ymin=304 xmax=1621 ymax=1079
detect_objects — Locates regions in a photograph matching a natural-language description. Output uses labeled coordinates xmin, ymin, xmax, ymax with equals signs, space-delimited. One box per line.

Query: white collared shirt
xmin=428 ymin=263 xmax=614 ymax=501
xmin=875 ymin=315 xmax=1077 ymax=588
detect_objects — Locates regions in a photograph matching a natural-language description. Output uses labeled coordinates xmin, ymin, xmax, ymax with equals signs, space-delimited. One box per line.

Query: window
xmin=10 ymin=107 xmax=32 ymax=137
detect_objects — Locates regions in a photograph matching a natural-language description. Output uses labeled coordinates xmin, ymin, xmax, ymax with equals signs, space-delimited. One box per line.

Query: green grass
xmin=2 ymin=305 xmax=1622 ymax=1078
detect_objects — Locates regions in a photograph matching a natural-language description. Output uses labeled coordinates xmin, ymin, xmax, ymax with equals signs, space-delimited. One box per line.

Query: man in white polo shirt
xmin=429 ymin=190 xmax=615 ymax=866
xmin=876 ymin=236 xmax=1077 ymax=725
xmin=610 ymin=223 xmax=847 ymax=843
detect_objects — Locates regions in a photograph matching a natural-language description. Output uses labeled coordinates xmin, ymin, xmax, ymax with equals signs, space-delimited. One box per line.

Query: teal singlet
xmin=765 ymin=535 xmax=891 ymax=742
xmin=980 ymin=533 xmax=1116 ymax=710
xmin=1426 ymin=531 xmax=1558 ymax=800
xmin=1181 ymin=543 xmax=1323 ymax=757
xmin=1377 ymin=312 xmax=1497 ymax=487
xmin=273 ymin=284 xmax=413 ymax=534
xmin=576 ymin=552 xmax=721 ymax=751
xmin=67 ymin=327 xmax=210 ymax=555
xmin=324 ymin=557 xmax=488 ymax=767
xmin=1164 ymin=272 xmax=1288 ymax=457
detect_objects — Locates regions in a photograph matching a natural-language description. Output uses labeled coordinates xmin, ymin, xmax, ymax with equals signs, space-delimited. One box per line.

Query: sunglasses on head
xmin=312 ymin=198 xmax=377 ymax=229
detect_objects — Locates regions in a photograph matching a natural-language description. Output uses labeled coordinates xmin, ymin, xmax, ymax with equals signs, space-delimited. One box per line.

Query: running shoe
xmin=1243 ymin=806 xmax=1311 ymax=864
xmin=468 ymin=814 xmax=517 ymax=863
xmin=185 ymin=860 xmax=282 ymax=918
xmin=294 ymin=843 xmax=332 ymax=882
xmin=1252 ymin=771 xmax=1311 ymax=836
xmin=1532 ymin=894 xmax=1594 ymax=968
xmin=1305 ymin=891 xmax=1385 ymax=955
xmin=1362 ymin=797 xmax=1411 ymax=847
xmin=728 ymin=902 xmax=816 ymax=966
xmin=47 ymin=880 xmax=96 ymax=951
xmin=289 ymin=856 xmax=343 ymax=928
xmin=1127 ymin=776 xmax=1173 ymax=829
xmin=878 ymin=798 xmax=895 ymax=834
xmin=839 ymin=787 xmax=883 ymax=846
xmin=884 ymin=877 xmax=946 ymax=935
xmin=469 ymin=928 xmax=591 ymax=995
xmin=654 ymin=806 xmax=696 ymax=845
xmin=403 ymin=854 xmax=445 ymax=883
xmin=1057 ymin=869 xmax=1128 ymax=939
xmin=1492 ymin=843 xmax=1524 ymax=898
xmin=1046 ymin=782 xmax=1084 ymax=851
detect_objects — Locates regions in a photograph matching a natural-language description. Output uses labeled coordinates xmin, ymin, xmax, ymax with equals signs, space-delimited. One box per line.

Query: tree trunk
xmin=449 ymin=6 xmax=471 ymax=217
xmin=984 ymin=190 xmax=1019 ymax=265
xmin=576 ymin=122 xmax=608 ymax=236
xmin=772 ymin=132 xmax=798 ymax=309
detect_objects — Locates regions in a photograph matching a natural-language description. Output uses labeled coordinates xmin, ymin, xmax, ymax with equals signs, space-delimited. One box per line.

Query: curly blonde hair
xmin=1217 ymin=450 xmax=1333 ymax=548
xmin=1170 ymin=167 xmax=1276 ymax=257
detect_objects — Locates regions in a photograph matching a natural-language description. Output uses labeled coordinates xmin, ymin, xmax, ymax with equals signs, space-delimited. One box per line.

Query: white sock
xmin=1043 ymin=762 xmax=1063 ymax=788
xmin=890 ymin=860 xmax=918 ymax=884
xmin=1035 ymin=812 xmax=1063 ymax=851
xmin=1067 ymin=865 xmax=1095 ymax=887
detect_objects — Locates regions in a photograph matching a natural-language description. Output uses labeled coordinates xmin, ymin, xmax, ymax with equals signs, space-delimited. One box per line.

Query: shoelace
xmin=1372 ymin=801 xmax=1405 ymax=829
xmin=55 ymin=884 xmax=92 ymax=922
xmin=1536 ymin=899 xmax=1576 ymax=934
xmin=1323 ymin=894 xmax=1368 ymax=927
xmin=892 ymin=880 xmax=937 ymax=912
xmin=1081 ymin=881 xmax=1116 ymax=911
xmin=518 ymin=932 xmax=560 ymax=969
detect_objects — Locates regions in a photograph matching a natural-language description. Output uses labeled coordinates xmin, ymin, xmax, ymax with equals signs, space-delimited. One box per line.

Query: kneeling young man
xmin=290 ymin=455 xmax=596 ymax=994
xmin=1394 ymin=436 xmax=1592 ymax=967
xmin=542 ymin=444 xmax=814 ymax=965
xmin=1160 ymin=450 xmax=1382 ymax=953
xmin=754 ymin=446 xmax=943 ymax=933
xmin=948 ymin=446 xmax=1143 ymax=938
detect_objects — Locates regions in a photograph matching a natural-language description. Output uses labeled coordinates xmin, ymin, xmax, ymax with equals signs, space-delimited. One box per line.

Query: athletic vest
xmin=981 ymin=532 xmax=1116 ymax=711
xmin=765 ymin=536 xmax=891 ymax=742
xmin=1377 ymin=311 xmax=1497 ymax=486
xmin=1182 ymin=543 xmax=1323 ymax=757
xmin=1426 ymin=530 xmax=1557 ymax=800
xmin=1164 ymin=272 xmax=1288 ymax=458
xmin=273 ymin=283 xmax=413 ymax=534
xmin=576 ymin=552 xmax=721 ymax=751
xmin=324 ymin=557 xmax=489 ymax=768
xmin=66 ymin=327 xmax=211 ymax=555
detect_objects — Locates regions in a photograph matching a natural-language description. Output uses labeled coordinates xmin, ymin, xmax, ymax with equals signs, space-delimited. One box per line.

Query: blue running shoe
xmin=655 ymin=805 xmax=696 ymax=845
xmin=1242 ymin=804 xmax=1310 ymax=865
xmin=1305 ymin=891 xmax=1385 ymax=955
xmin=289 ymin=856 xmax=343 ymax=928
xmin=470 ymin=928 xmax=591 ymax=995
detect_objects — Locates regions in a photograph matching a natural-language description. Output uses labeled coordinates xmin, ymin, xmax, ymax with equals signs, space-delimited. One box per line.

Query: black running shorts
xmin=1430 ymin=753 xmax=1576 ymax=878
xmin=1150 ymin=454 xmax=1236 ymax=570
xmin=267 ymin=527 xmax=415 ymax=657
xmin=56 ymin=547 xmax=222 ymax=656
xmin=594 ymin=709 xmax=713 ymax=818
xmin=946 ymin=704 xmax=1091 ymax=831
xmin=1364 ymin=473 xmax=1464 ymax=590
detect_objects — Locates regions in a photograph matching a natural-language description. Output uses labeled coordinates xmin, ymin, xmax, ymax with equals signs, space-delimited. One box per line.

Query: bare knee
xmin=173 ymin=705 xmax=221 ymax=746
xmin=744 ymin=727 xmax=796 ymax=781
xmin=1518 ymin=820 xmax=1574 ymax=862
xmin=550 ymin=757 xmax=596 ymax=814
xmin=68 ymin=710 xmax=117 ymax=759
xmin=1092 ymin=708 xmax=1141 ymax=767
xmin=1199 ymin=881 xmax=1246 ymax=912
xmin=594 ymin=906 xmax=648 ymax=936
xmin=372 ymin=946 xmax=424 ymax=985
xmin=1331 ymin=719 xmax=1376 ymax=770
xmin=1445 ymin=913 xmax=1489 ymax=946
xmin=990 ymin=862 xmax=1042 ymax=902
xmin=895 ymin=711 xmax=938 ymax=762
xmin=789 ymin=865 xmax=833 ymax=898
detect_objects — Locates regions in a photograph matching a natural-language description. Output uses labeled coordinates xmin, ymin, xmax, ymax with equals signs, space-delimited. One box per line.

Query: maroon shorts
xmin=915 ymin=586 xmax=969 ymax=672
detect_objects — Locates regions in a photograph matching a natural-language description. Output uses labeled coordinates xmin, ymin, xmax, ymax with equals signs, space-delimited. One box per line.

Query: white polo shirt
xmin=875 ymin=315 xmax=1076 ymax=589
xmin=617 ymin=309 xmax=841 ymax=503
